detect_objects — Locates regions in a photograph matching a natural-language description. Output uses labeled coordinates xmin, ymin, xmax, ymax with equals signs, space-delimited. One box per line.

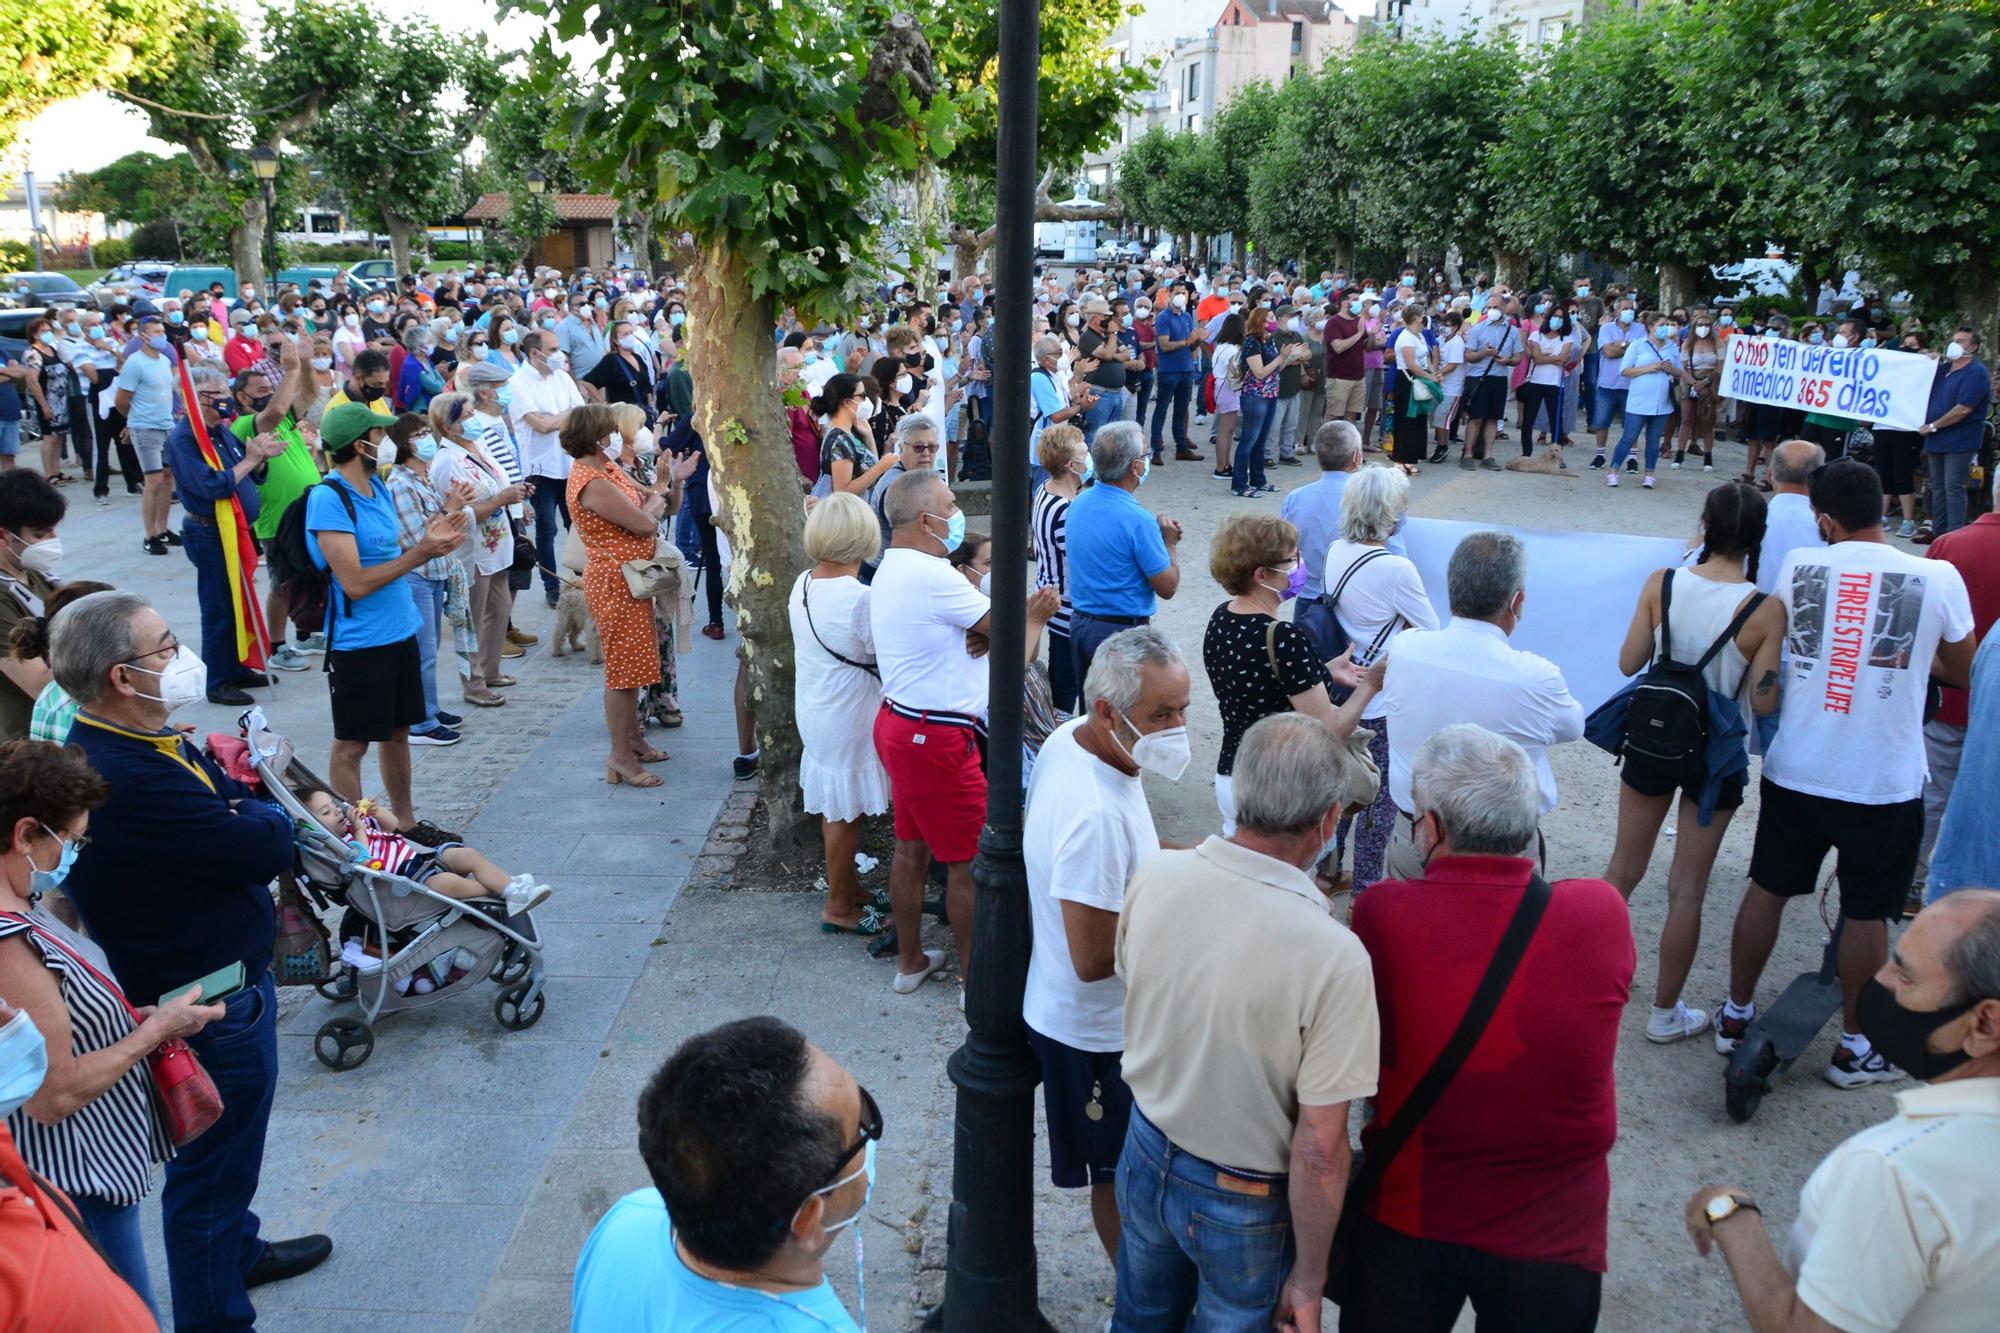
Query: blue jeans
xmin=74 ymin=1192 xmax=158 ymax=1323
xmin=1112 ymin=1109 xmax=1294 ymax=1332
xmin=1131 ymin=370 xmax=1156 ymax=438
xmin=1070 ymin=611 xmax=1148 ymax=692
xmin=1611 ymin=412 xmax=1668 ymax=472
xmin=1235 ymin=394 xmax=1276 ymax=492
xmin=1150 ymin=370 xmax=1196 ymax=453
xmin=528 ymin=474 xmax=571 ymax=598
xmin=181 ymin=518 xmax=249 ymax=689
xmin=1083 ymin=388 xmax=1127 ymax=445
xmin=1926 ymin=449 xmax=1972 ymax=536
xmin=1047 ymin=628 xmax=1078 ymax=715
xmin=162 ymin=971 xmax=278 ymax=1333
xmin=405 ymin=573 xmax=446 ymax=733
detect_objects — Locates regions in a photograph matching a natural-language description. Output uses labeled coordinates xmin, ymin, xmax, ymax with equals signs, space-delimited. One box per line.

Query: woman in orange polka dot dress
xmin=561 ymin=403 xmax=669 ymax=787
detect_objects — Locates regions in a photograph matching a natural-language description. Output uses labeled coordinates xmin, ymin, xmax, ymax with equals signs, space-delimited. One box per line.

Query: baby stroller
xmin=237 ymin=708 xmax=548 ymax=1071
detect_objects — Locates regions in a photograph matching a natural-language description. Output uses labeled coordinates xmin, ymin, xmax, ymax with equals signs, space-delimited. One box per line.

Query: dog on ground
xmin=548 ymin=577 xmax=601 ymax=663
xmin=1505 ymin=450 xmax=1573 ymax=476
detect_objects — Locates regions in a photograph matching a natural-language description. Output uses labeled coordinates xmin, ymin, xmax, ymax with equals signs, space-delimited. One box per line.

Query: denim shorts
xmin=1590 ymin=385 xmax=1626 ymax=432
xmin=129 ymin=427 xmax=168 ymax=473
xmin=0 ymin=420 xmax=19 ymax=457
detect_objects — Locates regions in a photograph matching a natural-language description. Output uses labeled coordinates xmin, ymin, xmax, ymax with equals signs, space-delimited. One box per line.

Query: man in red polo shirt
xmin=1915 ymin=506 xmax=2000 ymax=907
xmin=1345 ymin=723 xmax=1633 ymax=1332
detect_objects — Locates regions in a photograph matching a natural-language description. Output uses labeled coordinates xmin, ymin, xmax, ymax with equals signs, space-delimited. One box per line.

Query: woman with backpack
xmin=1602 ymin=483 xmax=1786 ymax=1044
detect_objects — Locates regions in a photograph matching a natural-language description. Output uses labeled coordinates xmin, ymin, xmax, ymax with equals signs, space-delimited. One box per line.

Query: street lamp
xmin=525 ymin=169 xmax=547 ymax=269
xmin=925 ymin=1 xmax=1054 ymax=1330
xmin=1346 ymin=179 xmax=1362 ymax=271
xmin=251 ymin=146 xmax=279 ymax=291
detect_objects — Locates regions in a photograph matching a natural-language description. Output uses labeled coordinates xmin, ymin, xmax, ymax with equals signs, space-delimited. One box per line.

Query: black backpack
xmin=271 ymin=478 xmax=359 ymax=666
xmin=1294 ymin=548 xmax=1389 ymax=700
xmin=1623 ymin=571 xmax=1764 ymax=776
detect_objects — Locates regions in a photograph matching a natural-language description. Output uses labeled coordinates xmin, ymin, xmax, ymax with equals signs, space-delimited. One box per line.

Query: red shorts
xmin=873 ymin=703 xmax=986 ymax=863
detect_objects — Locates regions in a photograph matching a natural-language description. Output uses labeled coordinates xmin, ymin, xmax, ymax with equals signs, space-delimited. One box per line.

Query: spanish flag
xmin=175 ymin=360 xmax=270 ymax=672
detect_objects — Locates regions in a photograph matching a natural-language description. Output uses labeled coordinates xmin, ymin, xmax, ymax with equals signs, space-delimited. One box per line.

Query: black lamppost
xmin=927 ymin=0 xmax=1052 ymax=1328
xmin=250 ymin=146 xmax=279 ymax=290
xmin=1346 ymin=179 xmax=1362 ymax=271
xmin=525 ymin=169 xmax=547 ymax=269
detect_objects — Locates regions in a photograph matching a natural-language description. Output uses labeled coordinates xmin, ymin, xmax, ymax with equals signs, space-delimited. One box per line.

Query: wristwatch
xmin=1704 ymin=1193 xmax=1760 ymax=1227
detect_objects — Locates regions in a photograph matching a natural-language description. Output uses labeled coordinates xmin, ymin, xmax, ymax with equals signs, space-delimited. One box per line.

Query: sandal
xmin=659 ymin=709 xmax=684 ymax=728
xmin=820 ymin=905 xmax=887 ymax=936
xmin=635 ymin=746 xmax=669 ymax=763
xmin=605 ymin=766 xmax=664 ymax=787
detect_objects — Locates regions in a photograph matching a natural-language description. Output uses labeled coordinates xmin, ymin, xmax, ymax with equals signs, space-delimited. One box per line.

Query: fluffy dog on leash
xmin=548 ymin=577 xmax=601 ymax=663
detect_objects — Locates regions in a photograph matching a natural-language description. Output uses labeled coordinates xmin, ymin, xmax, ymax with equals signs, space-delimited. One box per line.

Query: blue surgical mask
xmin=63 ymin=322 xmax=80 ymax=338
xmin=816 ymin=1138 xmax=876 ymax=1235
xmin=1861 ymin=337 xmax=1877 ymax=350
xmin=501 ymin=328 xmax=521 ymax=346
xmin=147 ymin=334 xmax=170 ymax=351
xmin=1534 ymin=302 xmax=1550 ymax=315
xmin=0 ymin=1008 xmax=48 ymax=1120
xmin=412 ymin=434 xmax=438 ymax=461
xmin=166 ymin=311 xmax=185 ymax=326
xmin=28 ymin=823 xmax=80 ymax=900
xmin=1808 ymin=330 xmax=1825 ymax=345
xmin=1655 ymin=323 xmax=1674 ymax=340
xmin=925 ymin=509 xmax=966 ymax=554
xmin=35 ymin=331 xmax=54 ymax=346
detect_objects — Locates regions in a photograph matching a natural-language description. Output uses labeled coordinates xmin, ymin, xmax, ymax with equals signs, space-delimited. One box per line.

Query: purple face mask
xmin=1283 ymin=562 xmax=1308 ymax=601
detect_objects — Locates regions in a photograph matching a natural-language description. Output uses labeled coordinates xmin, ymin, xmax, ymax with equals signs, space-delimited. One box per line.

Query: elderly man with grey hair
xmin=1032 ymin=333 xmax=1096 ymax=462
xmin=162 ymin=360 xmax=289 ymax=705
xmin=1024 ymin=625 xmax=1191 ymax=1272
xmin=55 ymin=589 xmax=335 ymax=1323
xmin=1282 ymin=419 xmax=1404 ymax=601
xmin=1755 ymin=438 xmax=1826 ymax=595
xmin=1062 ymin=419 xmax=1183 ymax=685
xmin=1381 ymin=529 xmax=1584 ymax=879
xmin=1345 ymin=723 xmax=1631 ymax=1332
xmin=866 ymin=412 xmax=944 ymax=551
xmin=1114 ymin=711 xmax=1379 ymax=1333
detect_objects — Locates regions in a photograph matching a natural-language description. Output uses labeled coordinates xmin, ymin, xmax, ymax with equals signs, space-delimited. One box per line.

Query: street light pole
xmin=251 ymin=146 xmax=279 ymax=290
xmin=525 ymin=169 xmax=547 ymax=270
xmin=928 ymin=0 xmax=1053 ymax=1328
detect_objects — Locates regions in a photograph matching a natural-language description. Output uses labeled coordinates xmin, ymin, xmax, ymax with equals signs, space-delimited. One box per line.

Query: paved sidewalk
xmin=42 ymin=479 xmax=751 ymax=1328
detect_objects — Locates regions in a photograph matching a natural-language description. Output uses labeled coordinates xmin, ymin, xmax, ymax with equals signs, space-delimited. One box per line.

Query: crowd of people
xmin=1 ymin=245 xmax=1996 ymax=1332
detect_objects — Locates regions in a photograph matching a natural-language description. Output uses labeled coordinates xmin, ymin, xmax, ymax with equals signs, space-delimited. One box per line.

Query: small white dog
xmin=548 ymin=576 xmax=601 ymax=663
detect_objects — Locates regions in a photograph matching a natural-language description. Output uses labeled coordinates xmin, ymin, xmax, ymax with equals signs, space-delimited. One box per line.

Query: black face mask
xmin=357 ymin=383 xmax=386 ymax=403
xmin=903 ymin=352 xmax=924 ymax=368
xmin=1857 ymin=978 xmax=1978 ymax=1081
xmin=247 ymin=393 xmax=273 ymax=413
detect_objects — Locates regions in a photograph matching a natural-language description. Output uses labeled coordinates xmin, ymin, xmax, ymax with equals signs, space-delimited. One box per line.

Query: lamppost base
xmin=918 ymin=1301 xmax=1059 ymax=1332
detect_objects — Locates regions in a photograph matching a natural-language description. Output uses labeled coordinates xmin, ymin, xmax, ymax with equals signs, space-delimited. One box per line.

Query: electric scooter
xmin=1724 ymin=919 xmax=1845 ymax=1123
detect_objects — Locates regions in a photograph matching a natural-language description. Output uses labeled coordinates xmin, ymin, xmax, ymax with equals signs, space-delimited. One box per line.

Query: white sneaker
xmin=892 ymin=949 xmax=947 ymax=994
xmin=1642 ymin=474 xmax=1655 ymax=489
xmin=1645 ymin=1001 xmax=1712 ymax=1044
xmin=1825 ymin=1043 xmax=1906 ymax=1088
xmin=1606 ymin=472 xmax=1620 ymax=488
xmin=502 ymin=875 xmax=551 ymax=915
xmin=1713 ymin=1002 xmax=1754 ymax=1055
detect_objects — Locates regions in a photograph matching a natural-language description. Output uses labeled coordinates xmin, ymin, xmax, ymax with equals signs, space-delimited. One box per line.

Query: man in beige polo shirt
xmin=1111 ymin=712 xmax=1379 ymax=1333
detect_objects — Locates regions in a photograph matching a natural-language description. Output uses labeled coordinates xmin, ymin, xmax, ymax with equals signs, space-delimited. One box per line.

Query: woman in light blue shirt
xmin=1608 ymin=311 xmax=1689 ymax=489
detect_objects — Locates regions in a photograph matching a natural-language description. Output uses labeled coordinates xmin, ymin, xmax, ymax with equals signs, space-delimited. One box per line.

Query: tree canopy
xmin=1 ymin=0 xmax=201 ymax=157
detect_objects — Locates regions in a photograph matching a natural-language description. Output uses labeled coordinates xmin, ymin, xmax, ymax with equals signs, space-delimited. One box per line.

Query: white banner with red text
xmin=1719 ymin=334 xmax=1932 ymax=430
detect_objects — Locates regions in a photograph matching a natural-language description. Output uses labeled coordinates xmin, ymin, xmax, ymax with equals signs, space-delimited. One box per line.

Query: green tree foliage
xmin=509 ymin=0 xmax=959 ymax=843
xmin=0 ymin=0 xmax=201 ymax=156
xmin=1245 ymin=67 xmax=1355 ymax=264
xmin=117 ymin=0 xmax=378 ymax=287
xmin=308 ymin=20 xmax=506 ymax=277
xmin=57 ymin=151 xmax=202 ymax=227
xmin=930 ymin=0 xmax=1154 ymax=230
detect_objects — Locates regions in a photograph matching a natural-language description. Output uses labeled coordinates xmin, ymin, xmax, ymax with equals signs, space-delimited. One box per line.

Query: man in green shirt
xmin=227 ymin=335 xmax=323 ymax=671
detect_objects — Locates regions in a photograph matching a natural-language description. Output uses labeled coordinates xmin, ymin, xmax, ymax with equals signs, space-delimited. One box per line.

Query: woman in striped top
xmin=0 ymin=739 xmax=222 ymax=1317
xmin=1032 ymin=423 xmax=1085 ymax=716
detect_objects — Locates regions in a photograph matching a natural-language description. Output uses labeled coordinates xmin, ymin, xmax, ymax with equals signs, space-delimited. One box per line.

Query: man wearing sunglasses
xmin=573 ymin=1018 xmax=877 ymax=1331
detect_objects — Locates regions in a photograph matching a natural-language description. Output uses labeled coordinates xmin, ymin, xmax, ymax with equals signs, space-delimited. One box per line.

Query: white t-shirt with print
xmin=1765 ymin=540 xmax=1973 ymax=803
xmin=1438 ymin=334 xmax=1467 ymax=396
xmin=868 ymin=546 xmax=990 ymax=717
xmin=1022 ymin=719 xmax=1159 ymax=1051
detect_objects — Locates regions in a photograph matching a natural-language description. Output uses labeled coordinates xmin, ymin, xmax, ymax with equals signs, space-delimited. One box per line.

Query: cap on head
xmin=320 ymin=402 xmax=385 ymax=454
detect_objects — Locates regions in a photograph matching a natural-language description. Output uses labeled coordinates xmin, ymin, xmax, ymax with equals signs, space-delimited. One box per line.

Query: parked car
xmin=0 ymin=273 xmax=86 ymax=310
xmin=87 ymin=261 xmax=175 ymax=311
xmin=341 ymin=259 xmax=397 ymax=292
xmin=162 ymin=265 xmax=239 ymax=302
xmin=276 ymin=265 xmax=342 ymax=292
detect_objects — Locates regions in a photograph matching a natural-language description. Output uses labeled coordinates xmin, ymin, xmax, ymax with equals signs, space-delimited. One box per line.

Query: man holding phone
xmin=52 ymin=589 xmax=334 ymax=1328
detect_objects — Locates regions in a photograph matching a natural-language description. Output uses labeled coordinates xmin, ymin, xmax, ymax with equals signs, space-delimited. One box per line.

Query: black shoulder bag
xmin=801 ymin=574 xmax=878 ymax=678
xmin=1325 ymin=872 xmax=1553 ymax=1303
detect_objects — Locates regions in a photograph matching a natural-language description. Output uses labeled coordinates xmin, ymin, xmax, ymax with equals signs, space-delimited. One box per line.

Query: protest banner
xmin=1399 ymin=517 xmax=1688 ymax=712
xmin=1719 ymin=334 xmax=1932 ymax=430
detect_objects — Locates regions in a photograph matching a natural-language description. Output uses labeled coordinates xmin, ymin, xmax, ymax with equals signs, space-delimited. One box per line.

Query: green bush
xmin=94 ymin=238 xmax=133 ymax=267
xmin=427 ymin=241 xmax=472 ymax=260
xmin=0 ymin=240 xmax=32 ymax=272
xmin=294 ymin=242 xmax=381 ymax=263
xmin=128 ymin=219 xmax=186 ymax=261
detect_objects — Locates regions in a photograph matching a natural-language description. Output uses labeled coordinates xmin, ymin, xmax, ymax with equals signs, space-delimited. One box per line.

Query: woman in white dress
xmin=787 ymin=492 xmax=891 ymax=933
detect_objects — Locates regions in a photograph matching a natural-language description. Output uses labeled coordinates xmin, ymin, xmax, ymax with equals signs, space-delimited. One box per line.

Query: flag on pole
xmin=175 ymin=360 xmax=271 ymax=672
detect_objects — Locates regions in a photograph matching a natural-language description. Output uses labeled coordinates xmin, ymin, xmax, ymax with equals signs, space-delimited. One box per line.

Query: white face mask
xmin=605 ymin=437 xmax=624 ymax=461
xmin=856 ymin=397 xmax=876 ymax=421
xmin=9 ymin=533 xmax=60 ymax=577
xmin=1113 ymin=709 xmax=1191 ymax=782
xmin=1946 ymin=341 xmax=1969 ymax=361
xmin=1694 ymin=324 xmax=1711 ymax=338
xmin=1831 ymin=334 xmax=1850 ymax=349
xmin=1065 ymin=312 xmax=1082 ymax=328
xmin=894 ymin=374 xmax=913 ymax=395
xmin=546 ymin=351 xmax=569 ymax=373
xmin=311 ymin=355 xmax=333 ymax=371
xmin=123 ymin=643 xmax=207 ymax=712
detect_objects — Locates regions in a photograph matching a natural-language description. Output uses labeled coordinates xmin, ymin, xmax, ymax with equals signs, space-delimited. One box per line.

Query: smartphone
xmin=160 ymin=960 xmax=245 ymax=1010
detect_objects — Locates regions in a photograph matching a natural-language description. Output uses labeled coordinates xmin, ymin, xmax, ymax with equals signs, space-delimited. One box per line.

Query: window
xmin=1185 ymin=63 xmax=1200 ymax=104
xmin=1184 ymin=113 xmax=1203 ymax=134
xmin=1291 ymin=21 xmax=1303 ymax=55
xmin=1539 ymin=18 xmax=1569 ymax=47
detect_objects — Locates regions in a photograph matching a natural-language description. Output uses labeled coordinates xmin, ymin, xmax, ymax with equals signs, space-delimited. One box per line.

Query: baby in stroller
xmin=292 ymin=782 xmax=551 ymax=919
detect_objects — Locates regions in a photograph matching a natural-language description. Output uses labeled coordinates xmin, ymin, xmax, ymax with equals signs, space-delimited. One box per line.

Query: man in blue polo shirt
xmin=1064 ymin=420 xmax=1182 ymax=685
xmin=305 ymin=402 xmax=464 ymax=828
xmin=1149 ymin=285 xmax=1201 ymax=465
xmin=1916 ymin=326 xmax=1993 ymax=542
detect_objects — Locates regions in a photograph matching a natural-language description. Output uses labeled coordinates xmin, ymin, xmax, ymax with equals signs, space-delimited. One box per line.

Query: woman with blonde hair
xmin=787 ymin=491 xmax=890 ymax=933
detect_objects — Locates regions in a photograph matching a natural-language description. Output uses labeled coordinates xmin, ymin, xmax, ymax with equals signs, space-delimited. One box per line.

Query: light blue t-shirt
xmin=1065 ymin=481 xmax=1171 ymax=618
xmin=572 ymin=1190 xmax=859 ymax=1332
xmin=112 ymin=348 xmax=179 ymax=431
xmin=1621 ymin=337 xmax=1682 ymax=417
xmin=1029 ymin=368 xmax=1066 ymax=446
xmin=1596 ymin=318 xmax=1636 ymax=386
xmin=1279 ymin=472 xmax=1407 ymax=600
xmin=305 ymin=473 xmax=422 ymax=648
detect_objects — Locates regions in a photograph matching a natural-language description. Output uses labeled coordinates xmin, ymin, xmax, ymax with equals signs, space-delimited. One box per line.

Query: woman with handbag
xmin=565 ymin=404 xmax=671 ymax=787
xmin=1389 ymin=304 xmax=1438 ymax=475
xmin=429 ymin=393 xmax=529 ymax=710
xmin=611 ymin=403 xmax=699 ymax=729
xmin=0 ymin=739 xmax=223 ymax=1319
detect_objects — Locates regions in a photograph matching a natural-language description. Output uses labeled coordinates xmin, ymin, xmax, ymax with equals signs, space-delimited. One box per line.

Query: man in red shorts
xmin=870 ymin=469 xmax=991 ymax=995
